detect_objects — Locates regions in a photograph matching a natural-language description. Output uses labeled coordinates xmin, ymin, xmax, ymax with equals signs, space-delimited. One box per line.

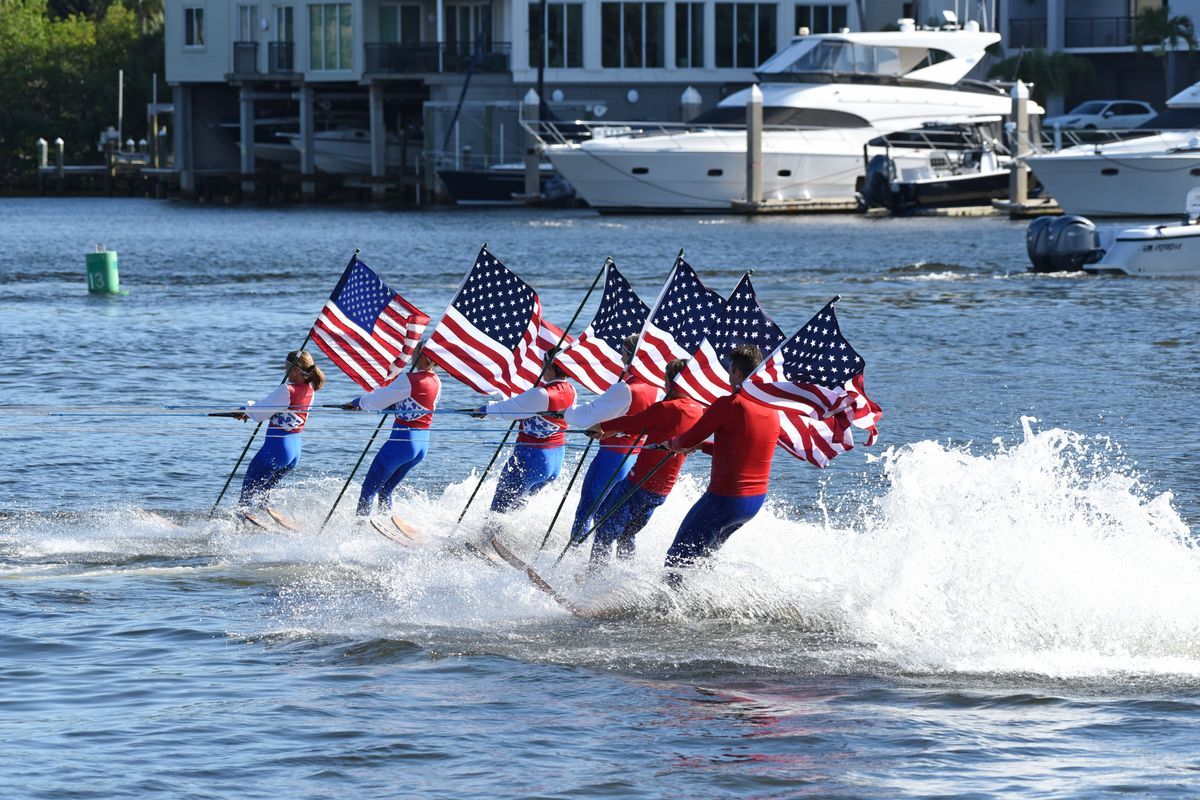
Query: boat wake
xmin=2 ymin=419 xmax=1196 ymax=677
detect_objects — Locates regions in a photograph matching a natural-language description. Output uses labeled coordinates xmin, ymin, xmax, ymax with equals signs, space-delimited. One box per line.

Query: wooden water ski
xmin=491 ymin=538 xmax=580 ymax=615
xmin=370 ymin=517 xmax=415 ymax=546
xmin=390 ymin=514 xmax=421 ymax=542
xmin=461 ymin=540 xmax=505 ymax=568
xmin=266 ymin=508 xmax=302 ymax=532
xmin=367 ymin=515 xmax=499 ymax=567
xmin=238 ymin=509 xmax=278 ymax=531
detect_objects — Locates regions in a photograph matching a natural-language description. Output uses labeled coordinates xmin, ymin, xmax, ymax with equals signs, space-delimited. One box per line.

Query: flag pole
xmin=545 ymin=246 xmax=682 ymax=548
xmin=537 ymin=436 xmax=593 ymax=548
xmin=544 ymin=429 xmax=643 ymax=550
xmin=454 ymin=256 xmax=610 ymax=526
xmin=208 ymin=249 xmax=359 ymax=518
xmin=554 ymin=449 xmax=674 ymax=565
xmin=314 ymin=242 xmax=484 ymax=533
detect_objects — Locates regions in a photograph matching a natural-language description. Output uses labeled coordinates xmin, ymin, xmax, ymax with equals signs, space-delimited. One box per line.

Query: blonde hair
xmin=287 ymin=350 xmax=326 ymax=391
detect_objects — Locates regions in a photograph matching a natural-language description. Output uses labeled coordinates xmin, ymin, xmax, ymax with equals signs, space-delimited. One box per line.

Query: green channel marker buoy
xmin=86 ymin=245 xmax=126 ymax=295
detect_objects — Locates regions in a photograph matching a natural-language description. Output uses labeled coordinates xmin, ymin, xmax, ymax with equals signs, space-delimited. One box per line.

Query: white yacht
xmin=535 ymin=23 xmax=1027 ymax=212
xmin=1025 ymin=82 xmax=1200 ymax=217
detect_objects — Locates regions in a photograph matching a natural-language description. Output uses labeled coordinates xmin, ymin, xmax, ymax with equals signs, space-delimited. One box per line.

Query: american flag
xmin=630 ymin=257 xmax=726 ymax=390
xmin=742 ymin=298 xmax=865 ymax=419
xmin=424 ymin=247 xmax=567 ymax=398
xmin=310 ymin=255 xmax=430 ymax=391
xmin=675 ymin=272 xmax=784 ymax=405
xmin=743 ymin=297 xmax=881 ymax=466
xmin=555 ymin=260 xmax=649 ymax=394
xmin=777 ymin=409 xmax=856 ymax=468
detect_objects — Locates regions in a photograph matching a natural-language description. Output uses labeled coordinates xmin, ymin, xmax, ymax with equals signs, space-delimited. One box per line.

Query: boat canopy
xmin=756 ymin=30 xmax=997 ymax=85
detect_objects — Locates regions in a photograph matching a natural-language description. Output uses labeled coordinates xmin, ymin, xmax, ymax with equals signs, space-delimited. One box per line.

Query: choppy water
xmin=2 ymin=198 xmax=1199 ymax=798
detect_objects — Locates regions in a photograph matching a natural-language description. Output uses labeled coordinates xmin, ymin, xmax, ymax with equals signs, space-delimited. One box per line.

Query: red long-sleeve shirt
xmin=603 ymin=395 xmax=705 ymax=496
xmin=670 ymin=390 xmax=780 ymax=497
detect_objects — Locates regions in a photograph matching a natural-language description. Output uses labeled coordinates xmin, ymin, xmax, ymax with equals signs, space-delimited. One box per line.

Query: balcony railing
xmin=1009 ymin=18 xmax=1046 ymax=49
xmin=1065 ymin=16 xmax=1136 ymax=48
xmin=364 ymin=41 xmax=512 ymax=74
xmin=268 ymin=41 xmax=295 ymax=73
xmin=233 ymin=41 xmax=258 ymax=74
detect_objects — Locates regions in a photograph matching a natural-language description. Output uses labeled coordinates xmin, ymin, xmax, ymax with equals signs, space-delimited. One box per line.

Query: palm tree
xmin=987 ymin=50 xmax=1095 ymax=107
xmin=1133 ymin=7 xmax=1197 ymax=98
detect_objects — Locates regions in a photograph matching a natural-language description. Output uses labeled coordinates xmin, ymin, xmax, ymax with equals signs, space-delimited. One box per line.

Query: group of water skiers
xmin=232 ymin=337 xmax=779 ymax=581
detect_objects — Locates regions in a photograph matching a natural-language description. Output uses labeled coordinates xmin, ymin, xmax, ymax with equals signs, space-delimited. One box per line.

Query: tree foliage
xmin=0 ymin=0 xmax=164 ymax=189
xmin=1133 ymin=7 xmax=1197 ymax=55
xmin=986 ymin=50 xmax=1096 ymax=105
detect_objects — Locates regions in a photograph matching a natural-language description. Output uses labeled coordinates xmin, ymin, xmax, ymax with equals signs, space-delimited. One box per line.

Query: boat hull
xmin=1088 ymin=223 xmax=1200 ymax=276
xmin=1026 ymin=151 xmax=1200 ymax=217
xmin=887 ymin=169 xmax=1012 ymax=211
xmin=547 ymin=132 xmax=877 ymax=211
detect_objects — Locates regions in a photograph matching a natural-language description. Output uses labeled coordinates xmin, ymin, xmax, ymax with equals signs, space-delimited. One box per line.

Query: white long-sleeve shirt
xmin=355 ymin=378 xmax=413 ymax=411
xmin=483 ymin=386 xmax=554 ymax=420
xmin=563 ymin=381 xmax=632 ymax=429
xmin=243 ymin=383 xmax=291 ymax=423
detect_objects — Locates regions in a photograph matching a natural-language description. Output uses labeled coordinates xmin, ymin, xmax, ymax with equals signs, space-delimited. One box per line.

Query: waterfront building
xmin=1001 ymin=0 xmax=1200 ymax=114
xmin=163 ymin=0 xmax=993 ymax=199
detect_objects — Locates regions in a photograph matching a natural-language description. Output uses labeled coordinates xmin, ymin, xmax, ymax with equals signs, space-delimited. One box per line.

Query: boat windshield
xmin=757 ymin=38 xmax=953 ymax=78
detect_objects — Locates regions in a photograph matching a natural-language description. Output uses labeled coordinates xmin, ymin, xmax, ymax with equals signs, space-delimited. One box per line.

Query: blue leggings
xmin=490 ymin=444 xmax=565 ymax=514
xmin=357 ymin=426 xmax=430 ymax=515
xmin=239 ymin=432 xmax=302 ymax=508
xmin=664 ymin=492 xmax=766 ymax=569
xmin=570 ymin=446 xmax=636 ymax=541
xmin=589 ymin=478 xmax=667 ymax=566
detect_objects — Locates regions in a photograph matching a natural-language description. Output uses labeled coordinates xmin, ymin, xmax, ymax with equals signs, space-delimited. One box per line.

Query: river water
xmin=2 ymin=198 xmax=1198 ymax=798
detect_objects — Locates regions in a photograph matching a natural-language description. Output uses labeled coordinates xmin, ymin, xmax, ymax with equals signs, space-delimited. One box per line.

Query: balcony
xmin=364 ymin=42 xmax=512 ymax=75
xmin=233 ymin=41 xmax=258 ymax=74
xmin=268 ymin=41 xmax=295 ymax=73
xmin=1065 ymin=16 xmax=1136 ymax=48
xmin=1009 ymin=18 xmax=1046 ymax=49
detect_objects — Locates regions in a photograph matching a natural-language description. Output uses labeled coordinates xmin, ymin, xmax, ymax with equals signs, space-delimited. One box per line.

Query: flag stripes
xmin=311 ymin=256 xmax=430 ymax=391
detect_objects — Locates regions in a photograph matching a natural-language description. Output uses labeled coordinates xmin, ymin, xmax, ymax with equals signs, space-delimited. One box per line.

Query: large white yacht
xmin=535 ymin=22 xmax=1026 ymax=212
xmin=1025 ymin=82 xmax=1200 ymax=217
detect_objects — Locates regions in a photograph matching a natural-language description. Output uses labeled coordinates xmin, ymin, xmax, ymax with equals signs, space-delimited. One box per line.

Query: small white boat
xmin=1087 ymin=220 xmax=1200 ymax=276
xmin=1026 ymin=188 xmax=1200 ymax=276
xmin=279 ymin=129 xmax=407 ymax=174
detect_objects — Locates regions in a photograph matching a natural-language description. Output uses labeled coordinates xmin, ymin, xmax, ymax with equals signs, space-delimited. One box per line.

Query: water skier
xmin=584 ymin=359 xmax=703 ymax=570
xmin=232 ymin=350 xmax=326 ymax=508
xmin=473 ymin=358 xmax=577 ymax=517
xmin=563 ymin=334 xmax=659 ymax=540
xmin=345 ymin=353 xmax=441 ymax=516
xmin=662 ymin=344 xmax=780 ymax=585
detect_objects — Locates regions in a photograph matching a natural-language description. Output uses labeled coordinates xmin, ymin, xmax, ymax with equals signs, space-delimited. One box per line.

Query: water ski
xmin=368 ymin=516 xmax=498 ymax=567
xmin=390 ymin=515 xmax=422 ymax=542
xmin=369 ymin=517 xmax=415 ymax=547
xmin=238 ymin=509 xmax=278 ymax=531
xmin=266 ymin=508 xmax=301 ymax=532
xmin=491 ymin=538 xmax=579 ymax=615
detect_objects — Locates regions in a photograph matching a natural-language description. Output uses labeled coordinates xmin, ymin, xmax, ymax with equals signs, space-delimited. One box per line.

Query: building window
xmin=715 ymin=2 xmax=775 ymax=68
xmin=309 ymin=3 xmax=352 ymax=69
xmin=447 ymin=2 xmax=489 ymax=48
xmin=529 ymin=2 xmax=583 ymax=68
xmin=601 ymin=2 xmax=664 ymax=68
xmin=184 ymin=7 xmax=205 ymax=46
xmin=796 ymin=3 xmax=847 ymax=34
xmin=238 ymin=5 xmax=259 ymax=40
xmin=675 ymin=1 xmax=703 ymax=67
xmin=380 ymin=3 xmax=420 ymax=44
xmin=275 ymin=6 xmax=294 ymax=42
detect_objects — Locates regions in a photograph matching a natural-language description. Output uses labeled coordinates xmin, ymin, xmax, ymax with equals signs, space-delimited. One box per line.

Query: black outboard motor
xmin=1047 ymin=215 xmax=1104 ymax=271
xmin=860 ymin=154 xmax=895 ymax=210
xmin=1027 ymin=215 xmax=1104 ymax=272
xmin=1026 ymin=216 xmax=1056 ymax=272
